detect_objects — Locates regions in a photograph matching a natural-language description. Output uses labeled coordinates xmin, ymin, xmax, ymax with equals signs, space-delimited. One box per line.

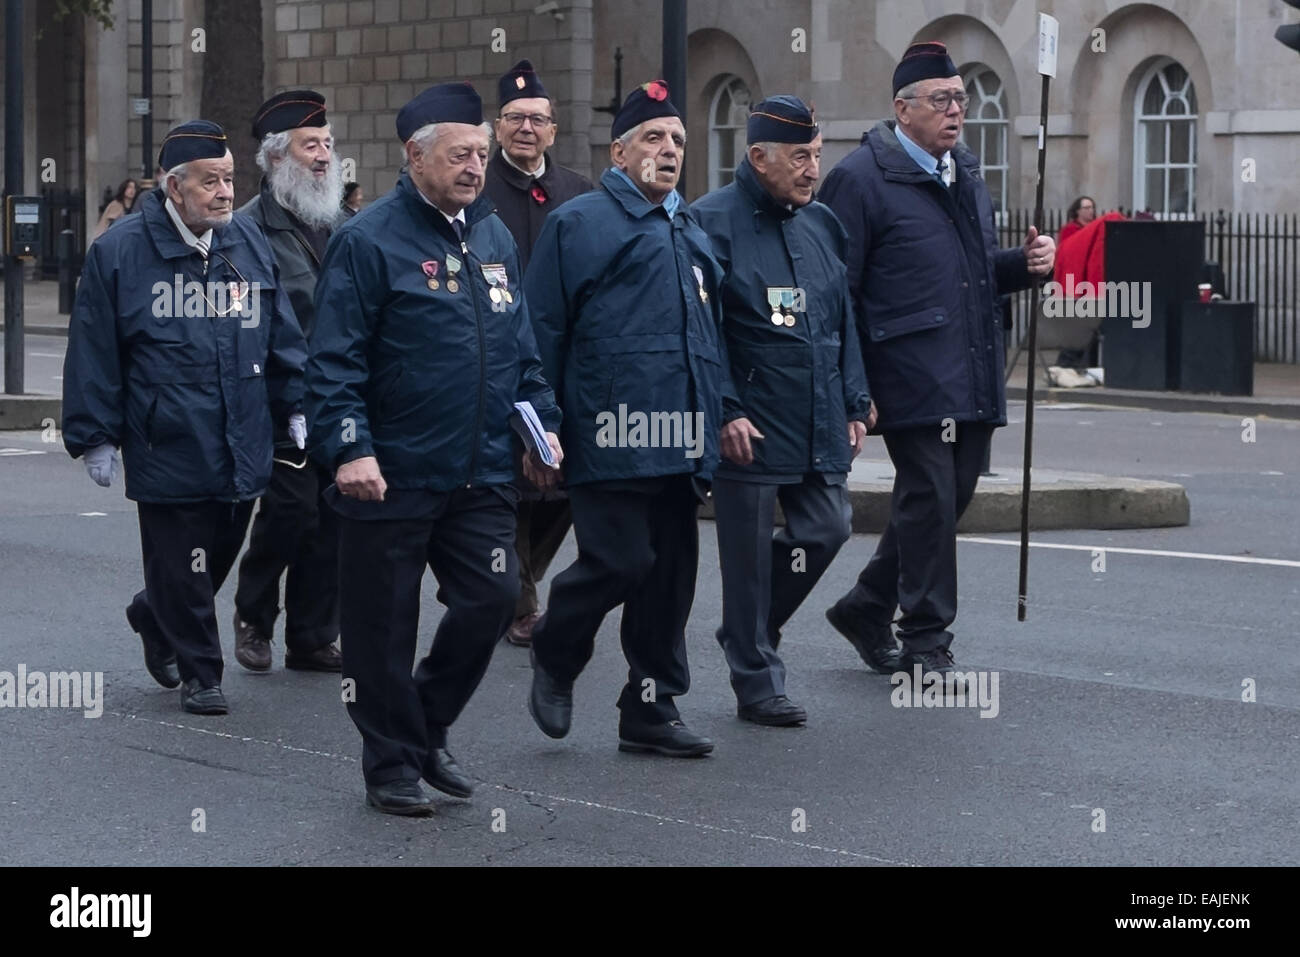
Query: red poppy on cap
xmin=644 ymin=81 xmax=668 ymax=102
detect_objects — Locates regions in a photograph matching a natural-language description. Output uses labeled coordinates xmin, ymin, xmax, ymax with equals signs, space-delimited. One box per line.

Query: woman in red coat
xmin=1058 ymin=195 xmax=1096 ymax=248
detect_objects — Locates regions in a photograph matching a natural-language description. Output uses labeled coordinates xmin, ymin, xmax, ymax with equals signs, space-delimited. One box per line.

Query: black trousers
xmin=130 ymin=500 xmax=255 ymax=688
xmin=531 ymin=476 xmax=700 ymax=726
xmin=234 ymin=457 xmax=339 ymax=652
xmin=713 ymin=476 xmax=851 ymax=705
xmin=513 ymin=498 xmax=571 ymax=618
xmin=840 ymin=423 xmax=993 ymax=652
xmin=336 ymin=487 xmax=519 ymax=786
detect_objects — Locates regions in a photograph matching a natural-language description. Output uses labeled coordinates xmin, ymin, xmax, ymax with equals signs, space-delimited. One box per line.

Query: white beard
xmin=269 ymin=153 xmax=343 ymax=230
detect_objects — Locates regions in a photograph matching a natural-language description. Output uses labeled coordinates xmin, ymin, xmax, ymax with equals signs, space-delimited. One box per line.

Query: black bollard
xmin=57 ymin=229 xmax=75 ymax=314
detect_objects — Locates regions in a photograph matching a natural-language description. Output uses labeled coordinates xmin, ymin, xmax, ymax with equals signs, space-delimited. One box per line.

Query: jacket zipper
xmin=461 ymin=235 xmax=487 ymax=488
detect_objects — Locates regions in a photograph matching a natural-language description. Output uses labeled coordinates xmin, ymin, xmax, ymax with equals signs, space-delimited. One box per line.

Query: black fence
xmin=997 ymin=209 xmax=1299 ymax=364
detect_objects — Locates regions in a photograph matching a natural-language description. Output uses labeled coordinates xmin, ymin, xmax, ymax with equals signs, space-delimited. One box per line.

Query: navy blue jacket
xmin=523 ymin=167 xmax=727 ymax=486
xmin=692 ymin=159 xmax=871 ymax=479
xmin=819 ymin=121 xmax=1033 ymax=431
xmin=305 ymin=172 xmax=559 ymax=491
xmin=62 ymin=187 xmax=306 ymax=503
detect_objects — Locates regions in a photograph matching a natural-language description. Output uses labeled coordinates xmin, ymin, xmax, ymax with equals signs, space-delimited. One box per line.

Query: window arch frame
xmin=708 ymin=75 xmax=753 ymax=192
xmin=1132 ymin=58 xmax=1198 ymax=216
xmin=961 ymin=65 xmax=1010 ymax=214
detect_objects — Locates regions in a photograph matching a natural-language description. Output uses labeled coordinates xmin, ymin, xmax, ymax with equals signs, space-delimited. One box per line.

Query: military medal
xmin=229 ymin=281 xmax=248 ymax=313
xmin=481 ymin=263 xmax=512 ymax=305
xmin=692 ymin=264 xmax=708 ymax=303
xmin=422 ymin=259 xmax=440 ymax=291
xmin=446 ymin=253 xmax=462 ymax=293
xmin=784 ymin=313 xmax=796 ymax=327
xmin=767 ymin=286 xmax=785 ymax=325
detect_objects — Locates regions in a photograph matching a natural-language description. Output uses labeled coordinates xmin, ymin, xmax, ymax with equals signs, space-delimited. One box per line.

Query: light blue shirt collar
xmin=610 ymin=166 xmax=681 ymax=218
xmin=894 ymin=124 xmax=953 ymax=183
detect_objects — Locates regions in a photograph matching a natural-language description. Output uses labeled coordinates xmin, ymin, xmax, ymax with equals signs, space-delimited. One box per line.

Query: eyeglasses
xmin=906 ymin=91 xmax=970 ymax=113
xmin=500 ymin=113 xmax=554 ymax=129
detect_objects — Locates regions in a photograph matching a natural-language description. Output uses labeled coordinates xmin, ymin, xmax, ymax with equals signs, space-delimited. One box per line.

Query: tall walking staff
xmin=1018 ymin=12 xmax=1059 ymax=621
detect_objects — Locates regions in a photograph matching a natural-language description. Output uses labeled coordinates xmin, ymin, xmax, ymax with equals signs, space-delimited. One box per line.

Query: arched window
xmin=1134 ymin=60 xmax=1197 ymax=215
xmin=709 ymin=76 xmax=752 ymax=190
xmin=962 ymin=67 xmax=1009 ymax=213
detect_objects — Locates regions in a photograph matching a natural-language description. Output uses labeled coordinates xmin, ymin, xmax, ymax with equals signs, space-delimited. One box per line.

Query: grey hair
xmin=256 ymin=130 xmax=293 ymax=172
xmin=406 ymin=121 xmax=493 ymax=155
xmin=749 ymin=141 xmax=779 ymax=161
xmin=896 ymin=81 xmax=923 ymax=101
xmin=160 ymin=163 xmax=188 ymax=192
xmin=617 ymin=121 xmax=687 ymax=147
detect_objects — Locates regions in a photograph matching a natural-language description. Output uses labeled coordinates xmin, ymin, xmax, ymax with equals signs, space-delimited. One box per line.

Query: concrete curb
xmin=700 ymin=469 xmax=1190 ymax=533
xmin=0 ymin=395 xmax=61 ymax=431
xmin=1007 ymin=384 xmax=1300 ymax=420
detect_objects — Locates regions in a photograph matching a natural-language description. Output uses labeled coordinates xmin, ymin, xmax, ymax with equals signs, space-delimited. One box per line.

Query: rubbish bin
xmin=1178 ymin=301 xmax=1254 ymax=395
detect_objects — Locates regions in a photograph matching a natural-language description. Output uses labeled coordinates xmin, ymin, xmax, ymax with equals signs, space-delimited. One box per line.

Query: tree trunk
xmin=200 ymin=0 xmax=263 ymax=207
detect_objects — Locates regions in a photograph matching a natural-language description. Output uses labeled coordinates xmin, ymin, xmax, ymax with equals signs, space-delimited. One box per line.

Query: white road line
xmin=106 ymin=709 xmax=912 ymax=865
xmin=28 ymin=352 xmax=63 ymax=358
xmin=959 ymin=536 xmax=1300 ymax=568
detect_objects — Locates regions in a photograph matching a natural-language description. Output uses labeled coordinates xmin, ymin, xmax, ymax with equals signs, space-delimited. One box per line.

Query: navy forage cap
xmin=157 ymin=120 xmax=228 ymax=171
xmin=499 ymin=59 xmax=548 ymax=107
xmin=252 ymin=89 xmax=327 ymax=140
xmin=893 ymin=40 xmax=959 ymax=96
xmin=396 ymin=82 xmax=483 ymax=142
xmin=611 ymin=80 xmax=681 ymax=139
xmin=747 ymin=95 xmax=818 ymax=145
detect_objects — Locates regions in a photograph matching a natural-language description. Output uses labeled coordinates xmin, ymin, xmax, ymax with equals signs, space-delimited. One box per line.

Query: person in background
xmin=91 ymin=178 xmax=139 ymax=240
xmin=1058 ymin=195 xmax=1095 ymax=249
xmin=342 ymin=181 xmax=363 ymax=217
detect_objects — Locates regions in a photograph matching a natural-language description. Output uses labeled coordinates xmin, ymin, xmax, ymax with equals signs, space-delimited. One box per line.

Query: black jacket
xmin=238 ymin=180 xmax=330 ymax=340
xmin=819 ymin=121 xmax=1033 ymax=431
xmin=692 ymin=159 xmax=871 ymax=479
xmin=482 ymin=149 xmax=593 ymax=272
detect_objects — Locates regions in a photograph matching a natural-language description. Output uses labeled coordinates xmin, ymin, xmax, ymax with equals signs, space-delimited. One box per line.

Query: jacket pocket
xmin=865 ymin=307 xmax=948 ymax=343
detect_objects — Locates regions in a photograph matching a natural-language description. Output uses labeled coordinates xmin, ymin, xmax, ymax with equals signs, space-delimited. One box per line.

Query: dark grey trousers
xmin=713 ymin=476 xmax=852 ymax=706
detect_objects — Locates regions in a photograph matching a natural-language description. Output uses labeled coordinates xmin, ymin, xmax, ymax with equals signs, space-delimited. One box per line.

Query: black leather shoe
xmin=618 ymin=719 xmax=714 ymax=757
xmin=285 ymin=641 xmax=343 ymax=673
xmin=233 ymin=612 xmax=272 ymax=673
xmin=422 ymin=748 xmax=473 ymax=798
xmin=528 ymin=650 xmax=573 ymax=739
xmin=180 ymin=679 xmax=228 ymax=715
xmin=125 ymin=601 xmax=180 ymax=689
xmin=365 ymin=779 xmax=434 ymax=817
xmin=897 ymin=646 xmax=970 ymax=695
xmin=825 ymin=600 xmax=902 ymax=673
xmin=737 ymin=695 xmax=807 ymax=727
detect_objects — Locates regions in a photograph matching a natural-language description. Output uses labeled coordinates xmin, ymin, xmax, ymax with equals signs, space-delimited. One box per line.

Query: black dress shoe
xmin=285 ymin=641 xmax=343 ymax=672
xmin=618 ymin=719 xmax=714 ymax=757
xmin=422 ymin=748 xmax=473 ymax=798
xmin=365 ymin=779 xmax=434 ymax=817
xmin=897 ymin=646 xmax=970 ymax=695
xmin=180 ymin=679 xmax=229 ymax=715
xmin=125 ymin=601 xmax=180 ymax=689
xmin=825 ymin=601 xmax=902 ymax=673
xmin=737 ymin=694 xmax=807 ymax=727
xmin=233 ymin=612 xmax=272 ymax=672
xmin=528 ymin=650 xmax=572 ymax=739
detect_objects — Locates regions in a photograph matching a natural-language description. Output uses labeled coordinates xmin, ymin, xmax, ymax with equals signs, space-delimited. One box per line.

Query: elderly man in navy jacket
xmin=692 ymin=96 xmax=876 ymax=727
xmin=524 ymin=82 xmax=726 ymax=758
xmin=62 ymin=121 xmax=307 ymax=717
xmin=818 ymin=43 xmax=1055 ymax=687
xmin=306 ymin=83 xmax=562 ymax=815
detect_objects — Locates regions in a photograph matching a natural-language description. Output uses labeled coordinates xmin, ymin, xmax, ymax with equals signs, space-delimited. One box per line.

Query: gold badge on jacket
xmin=422 ymin=259 xmax=440 ymax=290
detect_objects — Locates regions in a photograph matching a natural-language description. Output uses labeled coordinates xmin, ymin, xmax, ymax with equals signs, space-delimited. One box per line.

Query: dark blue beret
xmin=611 ymin=80 xmax=681 ymax=140
xmin=252 ymin=89 xmax=327 ymax=140
xmin=396 ymin=82 xmax=483 ymax=142
xmin=747 ymin=95 xmax=819 ymax=145
xmin=157 ymin=120 xmax=228 ymax=172
xmin=499 ymin=59 xmax=548 ymax=107
xmin=893 ymin=41 xmax=958 ymax=96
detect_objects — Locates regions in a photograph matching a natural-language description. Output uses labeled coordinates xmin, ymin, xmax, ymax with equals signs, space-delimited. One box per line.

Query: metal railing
xmin=996 ymin=208 xmax=1299 ymax=363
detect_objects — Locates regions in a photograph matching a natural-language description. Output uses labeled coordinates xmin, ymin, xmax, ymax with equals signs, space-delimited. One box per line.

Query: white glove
xmin=84 ymin=443 xmax=121 ymax=487
xmin=288 ymin=413 xmax=307 ymax=450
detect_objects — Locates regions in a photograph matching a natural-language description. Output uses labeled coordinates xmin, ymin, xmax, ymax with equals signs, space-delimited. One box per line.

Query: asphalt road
xmin=0 ymin=334 xmax=67 ymax=396
xmin=0 ymin=403 xmax=1296 ymax=866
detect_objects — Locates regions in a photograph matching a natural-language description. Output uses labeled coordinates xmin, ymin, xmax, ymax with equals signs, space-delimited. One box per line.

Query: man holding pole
xmin=818 ymin=41 xmax=1055 ymax=684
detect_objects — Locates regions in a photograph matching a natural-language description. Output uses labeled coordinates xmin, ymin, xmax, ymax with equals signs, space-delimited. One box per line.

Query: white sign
xmin=131 ymin=98 xmax=151 ymax=116
xmin=1037 ymin=13 xmax=1060 ymax=77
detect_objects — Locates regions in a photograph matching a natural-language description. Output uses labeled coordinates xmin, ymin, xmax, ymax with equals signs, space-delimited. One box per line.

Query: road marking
xmin=78 ymin=511 xmax=107 ymax=517
xmin=959 ymin=536 xmax=1300 ymax=568
xmin=0 ymin=448 xmax=45 ymax=457
xmin=1261 ymin=470 xmax=1284 ymax=476
xmin=105 ymin=709 xmax=914 ymax=865
xmin=28 ymin=352 xmax=63 ymax=358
